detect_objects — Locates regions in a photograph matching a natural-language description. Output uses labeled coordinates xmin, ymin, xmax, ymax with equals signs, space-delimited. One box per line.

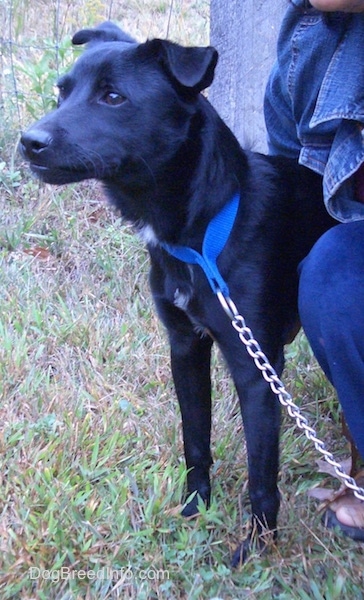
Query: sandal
xmin=322 ymin=470 xmax=364 ymax=542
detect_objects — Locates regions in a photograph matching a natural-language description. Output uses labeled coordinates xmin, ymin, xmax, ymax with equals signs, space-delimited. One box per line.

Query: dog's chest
xmin=173 ymin=287 xmax=192 ymax=311
xmin=166 ymin=264 xmax=211 ymax=336
xmin=150 ymin=250 xmax=212 ymax=336
xmin=166 ymin=263 xmax=195 ymax=311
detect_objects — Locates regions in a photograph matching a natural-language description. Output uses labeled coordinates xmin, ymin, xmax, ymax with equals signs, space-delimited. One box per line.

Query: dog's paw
xmin=181 ymin=490 xmax=210 ymax=518
xmin=230 ymin=538 xmax=252 ymax=567
xmin=231 ymin=529 xmax=277 ymax=567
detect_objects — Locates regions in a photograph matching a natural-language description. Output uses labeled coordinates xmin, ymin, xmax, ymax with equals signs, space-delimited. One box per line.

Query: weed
xmin=14 ymin=36 xmax=76 ymax=118
xmin=0 ymin=161 xmax=22 ymax=196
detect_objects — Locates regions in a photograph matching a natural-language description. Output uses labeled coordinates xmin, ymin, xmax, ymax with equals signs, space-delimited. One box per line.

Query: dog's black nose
xmin=19 ymin=129 xmax=53 ymax=160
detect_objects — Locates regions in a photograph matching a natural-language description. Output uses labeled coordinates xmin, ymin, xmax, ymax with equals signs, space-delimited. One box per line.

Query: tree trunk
xmin=209 ymin=0 xmax=286 ymax=152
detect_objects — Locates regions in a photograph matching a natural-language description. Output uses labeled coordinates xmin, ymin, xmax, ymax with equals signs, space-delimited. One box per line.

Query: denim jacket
xmin=264 ymin=0 xmax=364 ymax=222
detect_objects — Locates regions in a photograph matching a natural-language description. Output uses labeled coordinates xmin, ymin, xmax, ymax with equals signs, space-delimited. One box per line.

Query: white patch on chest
xmin=174 ymin=288 xmax=192 ymax=311
xmin=138 ymin=224 xmax=159 ymax=246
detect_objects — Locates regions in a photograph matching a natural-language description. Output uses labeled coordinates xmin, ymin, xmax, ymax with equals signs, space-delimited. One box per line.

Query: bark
xmin=209 ymin=0 xmax=286 ymax=152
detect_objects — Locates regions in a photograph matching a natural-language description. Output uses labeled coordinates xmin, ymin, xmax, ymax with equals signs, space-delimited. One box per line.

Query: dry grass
xmin=1 ymin=1 xmax=364 ymax=598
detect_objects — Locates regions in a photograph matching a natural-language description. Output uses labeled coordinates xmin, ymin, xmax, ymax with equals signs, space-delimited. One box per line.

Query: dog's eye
xmin=102 ymin=92 xmax=126 ymax=106
xmin=57 ymin=86 xmax=66 ymax=106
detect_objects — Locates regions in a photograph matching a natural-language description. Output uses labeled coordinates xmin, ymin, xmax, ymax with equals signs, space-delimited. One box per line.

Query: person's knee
xmin=298 ymin=221 xmax=364 ymax=376
xmin=299 ymin=222 xmax=364 ymax=288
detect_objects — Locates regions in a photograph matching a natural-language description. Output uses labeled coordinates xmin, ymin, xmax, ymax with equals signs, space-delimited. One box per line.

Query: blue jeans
xmin=299 ymin=222 xmax=364 ymax=459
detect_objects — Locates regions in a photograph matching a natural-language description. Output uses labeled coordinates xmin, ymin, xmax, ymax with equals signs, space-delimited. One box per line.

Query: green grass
xmin=1 ymin=1 xmax=364 ymax=598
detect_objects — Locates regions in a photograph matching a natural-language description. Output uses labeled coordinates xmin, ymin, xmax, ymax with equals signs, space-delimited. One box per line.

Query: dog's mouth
xmin=19 ymin=135 xmax=117 ymax=185
xmin=28 ymin=162 xmax=92 ymax=185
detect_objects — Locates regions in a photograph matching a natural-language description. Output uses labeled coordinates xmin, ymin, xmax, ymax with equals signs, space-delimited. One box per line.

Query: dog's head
xmin=71 ymin=22 xmax=217 ymax=92
xmin=19 ymin=22 xmax=218 ymax=187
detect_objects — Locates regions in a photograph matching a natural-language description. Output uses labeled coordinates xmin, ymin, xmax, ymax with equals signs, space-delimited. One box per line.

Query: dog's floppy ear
xmin=148 ymin=39 xmax=218 ymax=93
xmin=72 ymin=21 xmax=135 ymax=46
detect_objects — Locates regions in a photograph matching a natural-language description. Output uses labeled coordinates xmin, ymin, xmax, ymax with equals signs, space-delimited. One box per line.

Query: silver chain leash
xmin=216 ymin=290 xmax=364 ymax=501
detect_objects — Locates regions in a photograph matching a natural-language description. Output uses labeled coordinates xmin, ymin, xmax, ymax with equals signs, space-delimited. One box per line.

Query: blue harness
xmin=161 ymin=193 xmax=239 ymax=297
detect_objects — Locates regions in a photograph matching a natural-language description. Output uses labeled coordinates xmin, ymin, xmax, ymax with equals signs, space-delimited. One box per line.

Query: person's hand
xmin=310 ymin=0 xmax=364 ymax=10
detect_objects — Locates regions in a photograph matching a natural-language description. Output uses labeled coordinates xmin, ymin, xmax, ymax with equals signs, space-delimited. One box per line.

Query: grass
xmin=1 ymin=1 xmax=364 ymax=598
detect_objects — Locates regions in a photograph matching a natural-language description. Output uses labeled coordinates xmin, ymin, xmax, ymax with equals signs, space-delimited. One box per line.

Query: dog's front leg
xmin=233 ymin=374 xmax=281 ymax=565
xmin=150 ymin=258 xmax=214 ymax=516
xmin=217 ymin=331 xmax=282 ymax=565
xmin=167 ymin=321 xmax=214 ymax=516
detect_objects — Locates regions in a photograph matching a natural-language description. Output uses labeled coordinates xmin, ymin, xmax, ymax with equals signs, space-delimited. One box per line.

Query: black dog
xmin=19 ymin=22 xmax=335 ymax=565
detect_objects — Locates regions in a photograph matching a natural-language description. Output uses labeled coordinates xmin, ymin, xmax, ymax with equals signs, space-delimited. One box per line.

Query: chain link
xmin=216 ymin=290 xmax=364 ymax=501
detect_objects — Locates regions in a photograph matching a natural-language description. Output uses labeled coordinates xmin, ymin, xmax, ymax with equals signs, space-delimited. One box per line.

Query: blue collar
xmin=161 ymin=193 xmax=239 ymax=297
